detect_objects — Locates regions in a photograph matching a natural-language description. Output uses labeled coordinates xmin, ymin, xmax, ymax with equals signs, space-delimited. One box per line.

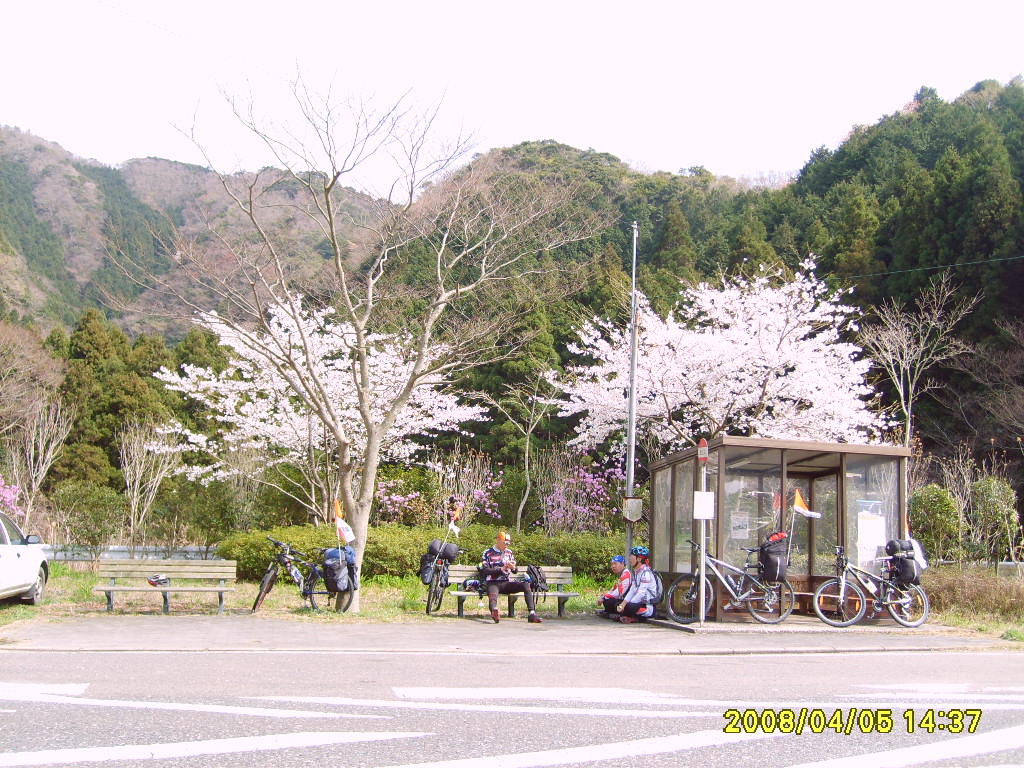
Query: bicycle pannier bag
xmin=419 ymin=552 xmax=436 ymax=585
xmin=759 ymin=534 xmax=789 ymax=582
xmin=427 ymin=538 xmax=443 ymax=556
xmin=323 ymin=548 xmax=350 ymax=592
xmin=526 ymin=564 xmax=549 ymax=591
xmin=439 ymin=541 xmax=460 ymax=562
xmin=343 ymin=545 xmax=359 ymax=590
xmin=885 ymin=538 xmax=914 ymax=557
xmin=893 ymin=556 xmax=921 ymax=586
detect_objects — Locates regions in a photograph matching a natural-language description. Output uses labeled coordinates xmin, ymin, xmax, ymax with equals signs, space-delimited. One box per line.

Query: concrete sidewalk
xmin=0 ymin=613 xmax=1016 ymax=656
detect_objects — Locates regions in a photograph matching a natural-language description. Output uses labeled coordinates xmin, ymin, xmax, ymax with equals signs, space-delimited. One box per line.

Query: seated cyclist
xmin=597 ymin=554 xmax=632 ymax=618
xmin=480 ymin=530 xmax=542 ymax=624
xmin=615 ymin=546 xmax=656 ymax=624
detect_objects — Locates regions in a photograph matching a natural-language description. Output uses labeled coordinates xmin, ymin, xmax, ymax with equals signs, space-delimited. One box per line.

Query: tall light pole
xmin=624 ymin=221 xmax=640 ymax=556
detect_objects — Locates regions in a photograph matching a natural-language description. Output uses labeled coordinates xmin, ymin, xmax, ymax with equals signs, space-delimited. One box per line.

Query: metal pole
xmin=697 ymin=438 xmax=709 ymax=628
xmin=625 ymin=221 xmax=640 ymax=559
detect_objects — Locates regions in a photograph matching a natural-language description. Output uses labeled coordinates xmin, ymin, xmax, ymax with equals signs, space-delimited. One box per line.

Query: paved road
xmin=1 ymin=614 xmax=1022 ymax=767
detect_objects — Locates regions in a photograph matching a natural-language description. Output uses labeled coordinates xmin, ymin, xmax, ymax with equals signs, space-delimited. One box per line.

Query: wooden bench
xmin=445 ymin=564 xmax=580 ymax=618
xmin=92 ymin=559 xmax=237 ymax=614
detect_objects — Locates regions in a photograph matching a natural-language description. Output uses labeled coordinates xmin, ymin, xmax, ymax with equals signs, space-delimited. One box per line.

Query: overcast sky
xmin=3 ymin=0 xmax=1023 ymax=192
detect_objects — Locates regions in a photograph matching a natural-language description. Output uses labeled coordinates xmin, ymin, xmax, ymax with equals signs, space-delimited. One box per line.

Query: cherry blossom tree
xmin=550 ymin=260 xmax=885 ymax=454
xmin=156 ymin=304 xmax=488 ymax=524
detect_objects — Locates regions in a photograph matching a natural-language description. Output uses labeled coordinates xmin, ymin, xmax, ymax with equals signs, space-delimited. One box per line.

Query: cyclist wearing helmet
xmin=615 ymin=546 xmax=656 ymax=623
xmin=479 ymin=530 xmax=542 ymax=624
xmin=597 ymin=554 xmax=632 ymax=618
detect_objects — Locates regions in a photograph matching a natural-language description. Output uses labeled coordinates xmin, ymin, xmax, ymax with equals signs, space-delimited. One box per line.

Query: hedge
xmin=218 ymin=523 xmax=628 ymax=581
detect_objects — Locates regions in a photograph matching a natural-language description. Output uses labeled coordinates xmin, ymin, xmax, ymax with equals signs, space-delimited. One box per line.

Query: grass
xmin=0 ymin=562 xmax=605 ymax=626
xmin=923 ymin=564 xmax=1024 ymax=640
xmin=8 ymin=563 xmax=1023 ymax=640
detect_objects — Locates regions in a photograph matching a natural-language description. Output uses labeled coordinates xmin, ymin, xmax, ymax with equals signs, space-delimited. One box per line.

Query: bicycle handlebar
xmin=266 ymin=536 xmax=309 ymax=561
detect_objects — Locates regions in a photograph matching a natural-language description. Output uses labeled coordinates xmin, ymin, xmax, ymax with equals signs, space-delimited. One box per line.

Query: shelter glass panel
xmin=652 ymin=468 xmax=671 ymax=570
xmin=812 ymin=474 xmax=839 ymax=576
xmin=722 ymin=447 xmax=781 ymax=569
xmin=672 ymin=459 xmax=695 ymax=572
xmin=845 ymin=455 xmax=900 ymax=570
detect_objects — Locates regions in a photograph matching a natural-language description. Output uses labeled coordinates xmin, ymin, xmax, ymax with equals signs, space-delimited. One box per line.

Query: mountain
xmin=0 ymin=126 xmax=375 ymax=337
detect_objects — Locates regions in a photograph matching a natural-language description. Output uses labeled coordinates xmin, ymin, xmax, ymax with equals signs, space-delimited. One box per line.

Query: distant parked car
xmin=0 ymin=511 xmax=48 ymax=605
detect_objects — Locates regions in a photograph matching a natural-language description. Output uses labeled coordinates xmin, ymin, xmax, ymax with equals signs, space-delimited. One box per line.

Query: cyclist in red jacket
xmin=597 ymin=554 xmax=632 ymax=618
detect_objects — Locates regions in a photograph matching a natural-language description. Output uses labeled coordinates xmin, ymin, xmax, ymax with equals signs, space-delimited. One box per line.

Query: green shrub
xmin=909 ymin=483 xmax=961 ymax=562
xmin=219 ymin=523 xmax=627 ymax=581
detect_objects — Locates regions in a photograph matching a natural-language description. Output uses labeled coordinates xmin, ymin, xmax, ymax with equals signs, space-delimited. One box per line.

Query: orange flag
xmin=793 ymin=488 xmax=810 ymax=512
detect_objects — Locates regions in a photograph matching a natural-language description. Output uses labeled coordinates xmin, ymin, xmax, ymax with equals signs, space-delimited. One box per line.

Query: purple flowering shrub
xmin=538 ymin=456 xmax=625 ymax=534
xmin=0 ymin=475 xmax=22 ymax=519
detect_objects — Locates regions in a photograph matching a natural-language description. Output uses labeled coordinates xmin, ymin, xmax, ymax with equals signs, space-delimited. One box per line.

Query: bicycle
xmin=251 ymin=536 xmax=354 ymax=613
xmin=426 ymin=544 xmax=466 ymax=614
xmin=666 ymin=538 xmax=796 ymax=624
xmin=812 ymin=545 xmax=929 ymax=628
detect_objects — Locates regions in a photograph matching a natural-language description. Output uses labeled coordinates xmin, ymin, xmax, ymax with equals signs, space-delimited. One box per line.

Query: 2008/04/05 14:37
xmin=723 ymin=708 xmax=983 ymax=735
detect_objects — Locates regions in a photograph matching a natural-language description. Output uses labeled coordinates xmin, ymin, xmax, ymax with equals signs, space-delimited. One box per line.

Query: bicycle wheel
xmin=666 ymin=572 xmax=714 ymax=624
xmin=746 ymin=579 xmax=796 ymax=624
xmin=813 ymin=577 xmax=867 ymax=627
xmin=305 ymin=570 xmax=327 ymax=611
xmin=887 ymin=584 xmax=929 ymax=628
xmin=425 ymin=561 xmax=446 ymax=614
xmin=251 ymin=562 xmax=279 ymax=613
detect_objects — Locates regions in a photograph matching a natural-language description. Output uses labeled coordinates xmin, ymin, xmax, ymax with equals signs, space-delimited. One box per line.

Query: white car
xmin=0 ymin=511 xmax=48 ymax=604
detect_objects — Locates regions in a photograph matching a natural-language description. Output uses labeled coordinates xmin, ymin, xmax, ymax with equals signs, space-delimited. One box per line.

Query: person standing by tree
xmin=615 ymin=546 xmax=657 ymax=624
xmin=480 ymin=530 xmax=542 ymax=624
xmin=597 ymin=554 xmax=632 ymax=618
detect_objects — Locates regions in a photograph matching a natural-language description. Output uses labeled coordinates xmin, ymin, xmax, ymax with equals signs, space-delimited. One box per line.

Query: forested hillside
xmin=2 ymin=77 xmax=1024 ymax=556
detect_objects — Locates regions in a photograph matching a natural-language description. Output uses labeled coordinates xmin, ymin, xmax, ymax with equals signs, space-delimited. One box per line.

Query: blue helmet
xmin=611 ymin=555 xmax=626 ymax=564
xmin=630 ymin=545 xmax=649 ymax=557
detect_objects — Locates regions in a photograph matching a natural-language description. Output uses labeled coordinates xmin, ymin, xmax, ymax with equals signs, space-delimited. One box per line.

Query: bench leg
xmin=557 ymin=595 xmax=569 ymax=617
xmin=457 ymin=596 xmax=467 ymax=618
xmin=218 ymin=592 xmax=225 ymax=615
xmin=105 ymin=591 xmax=114 ymax=612
xmin=162 ymin=592 xmax=170 ymax=614
xmin=507 ymin=594 xmax=517 ymax=618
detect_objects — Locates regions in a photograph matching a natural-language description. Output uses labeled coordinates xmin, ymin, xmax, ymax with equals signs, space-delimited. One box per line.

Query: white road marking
xmin=0 ymin=684 xmax=89 ymax=696
xmin=782 ymin=723 xmax=1024 ymax=768
xmin=0 ymin=691 xmax=380 ymax=719
xmin=0 ymin=731 xmax=426 ymax=767
xmin=261 ymin=695 xmax=716 ymax=719
xmin=395 ymin=688 xmax=684 ymax=708
xmin=393 ymin=686 xmax=684 ymax=704
xmin=374 ymin=728 xmax=774 ymax=768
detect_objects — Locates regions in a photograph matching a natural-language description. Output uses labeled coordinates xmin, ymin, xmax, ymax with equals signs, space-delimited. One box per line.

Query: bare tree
xmin=0 ymin=323 xmax=63 ymax=435
xmin=1 ymin=397 xmax=74 ymax=527
xmin=475 ymin=372 xmax=558 ymax=532
xmin=119 ymin=419 xmax=181 ymax=558
xmin=858 ymin=273 xmax=979 ymax=447
xmin=111 ymin=82 xmax=608 ymax=608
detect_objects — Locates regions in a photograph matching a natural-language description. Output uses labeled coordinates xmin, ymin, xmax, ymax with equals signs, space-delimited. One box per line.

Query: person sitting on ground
xmin=614 ymin=546 xmax=657 ymax=624
xmin=597 ymin=554 xmax=632 ymax=618
xmin=479 ymin=530 xmax=542 ymax=624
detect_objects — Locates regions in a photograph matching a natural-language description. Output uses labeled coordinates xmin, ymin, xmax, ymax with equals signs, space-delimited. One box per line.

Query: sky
xmin=3 ymin=0 xmax=1024 ymax=194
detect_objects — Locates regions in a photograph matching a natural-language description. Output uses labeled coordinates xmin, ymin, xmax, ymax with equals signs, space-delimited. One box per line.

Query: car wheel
xmin=22 ymin=566 xmax=47 ymax=606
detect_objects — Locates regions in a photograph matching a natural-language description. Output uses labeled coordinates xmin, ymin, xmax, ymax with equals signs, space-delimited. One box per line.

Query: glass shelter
xmin=648 ymin=436 xmax=911 ymax=620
